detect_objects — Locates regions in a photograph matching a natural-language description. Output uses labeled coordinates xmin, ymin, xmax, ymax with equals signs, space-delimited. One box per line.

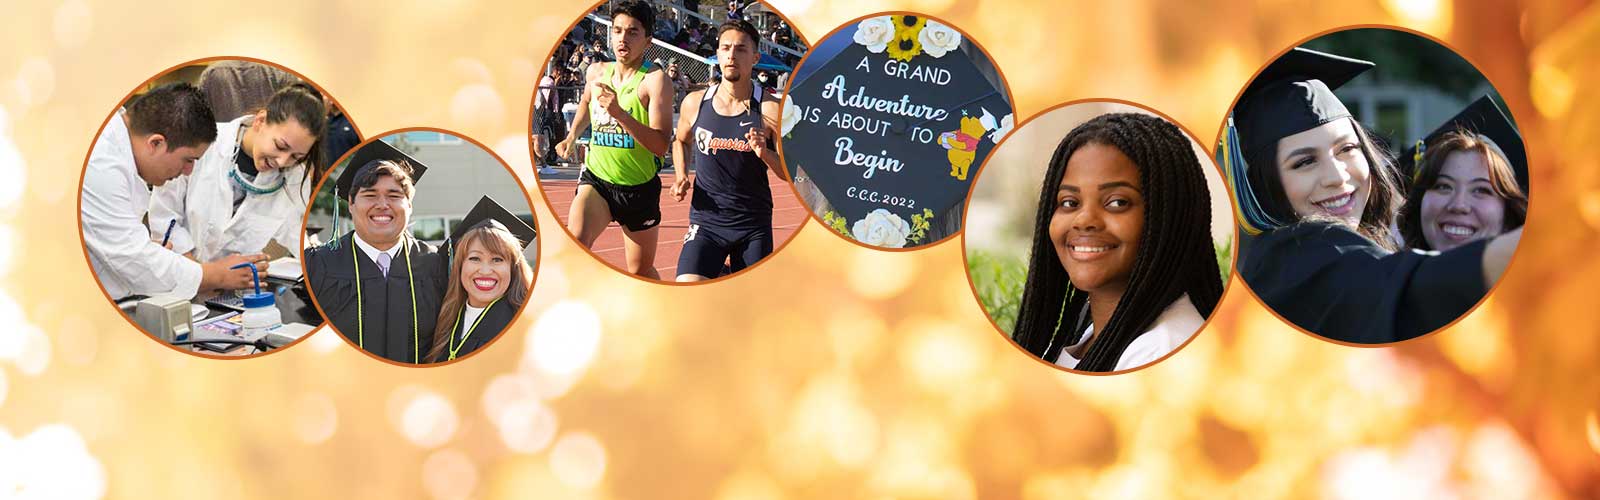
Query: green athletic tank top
xmin=586 ymin=62 xmax=660 ymax=186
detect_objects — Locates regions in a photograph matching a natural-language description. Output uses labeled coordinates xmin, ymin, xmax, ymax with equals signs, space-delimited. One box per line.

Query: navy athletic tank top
xmin=688 ymin=81 xmax=773 ymax=228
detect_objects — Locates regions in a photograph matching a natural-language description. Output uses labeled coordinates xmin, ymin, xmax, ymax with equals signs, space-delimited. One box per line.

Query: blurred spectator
xmin=656 ymin=8 xmax=681 ymax=41
xmin=666 ymin=59 xmax=691 ymax=98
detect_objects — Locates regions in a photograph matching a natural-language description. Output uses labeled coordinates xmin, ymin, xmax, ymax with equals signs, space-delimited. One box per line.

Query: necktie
xmin=376 ymin=251 xmax=391 ymax=277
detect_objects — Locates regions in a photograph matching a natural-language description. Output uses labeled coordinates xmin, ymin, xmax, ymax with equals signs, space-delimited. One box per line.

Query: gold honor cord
xmin=351 ymin=236 xmax=422 ymax=363
xmin=448 ymin=297 xmax=501 ymax=361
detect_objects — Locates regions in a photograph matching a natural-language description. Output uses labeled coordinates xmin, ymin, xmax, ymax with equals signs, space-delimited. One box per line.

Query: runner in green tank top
xmin=586 ymin=62 xmax=660 ymax=185
xmin=553 ymin=0 xmax=676 ymax=280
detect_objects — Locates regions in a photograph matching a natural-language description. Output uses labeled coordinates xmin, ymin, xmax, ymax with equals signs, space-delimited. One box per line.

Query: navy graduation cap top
xmin=1399 ymin=95 xmax=1528 ymax=192
xmin=449 ymin=196 xmax=537 ymax=251
xmin=335 ymin=139 xmax=429 ymax=201
xmin=1234 ymin=47 xmax=1376 ymax=160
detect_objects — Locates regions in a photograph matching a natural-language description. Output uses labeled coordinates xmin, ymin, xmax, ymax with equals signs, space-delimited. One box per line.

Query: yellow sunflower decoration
xmin=883 ymin=32 xmax=921 ymax=60
xmin=887 ymin=32 xmax=922 ymax=61
xmin=892 ymin=14 xmax=927 ymax=35
xmin=887 ymin=17 xmax=924 ymax=62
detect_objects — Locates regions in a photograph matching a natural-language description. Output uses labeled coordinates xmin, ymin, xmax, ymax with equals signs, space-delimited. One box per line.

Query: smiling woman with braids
xmin=1011 ymin=112 xmax=1224 ymax=372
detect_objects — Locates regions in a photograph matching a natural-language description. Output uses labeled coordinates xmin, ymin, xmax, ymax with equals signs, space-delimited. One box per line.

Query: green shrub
xmin=967 ymin=250 xmax=1027 ymax=335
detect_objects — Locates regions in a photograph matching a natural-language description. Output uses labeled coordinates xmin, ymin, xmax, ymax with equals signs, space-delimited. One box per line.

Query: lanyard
xmin=352 ymin=235 xmax=420 ymax=363
xmin=230 ymin=122 xmax=286 ymax=195
xmin=229 ymin=168 xmax=286 ymax=195
xmin=448 ymin=298 xmax=500 ymax=361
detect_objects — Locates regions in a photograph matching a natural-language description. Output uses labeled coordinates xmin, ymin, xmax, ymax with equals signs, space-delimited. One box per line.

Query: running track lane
xmin=543 ymin=170 xmax=807 ymax=279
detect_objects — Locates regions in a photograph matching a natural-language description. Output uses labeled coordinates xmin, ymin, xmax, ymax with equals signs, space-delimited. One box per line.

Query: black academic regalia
xmin=305 ymin=232 xmax=449 ymax=363
xmin=1240 ymin=222 xmax=1489 ymax=344
xmin=444 ymin=299 xmax=520 ymax=360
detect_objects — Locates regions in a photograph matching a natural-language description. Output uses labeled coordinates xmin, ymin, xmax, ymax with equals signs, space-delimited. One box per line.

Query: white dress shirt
xmin=351 ymin=231 xmax=403 ymax=274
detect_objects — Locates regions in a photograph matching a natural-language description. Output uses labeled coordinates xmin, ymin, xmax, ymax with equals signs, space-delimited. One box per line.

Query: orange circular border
xmin=297 ymin=127 xmax=545 ymax=368
xmin=73 ymin=56 xmax=365 ymax=361
xmin=776 ymin=11 xmax=1018 ymax=253
xmin=959 ymin=98 xmax=1244 ymax=377
xmin=523 ymin=0 xmax=815 ymax=287
xmin=1209 ymin=24 xmax=1536 ymax=348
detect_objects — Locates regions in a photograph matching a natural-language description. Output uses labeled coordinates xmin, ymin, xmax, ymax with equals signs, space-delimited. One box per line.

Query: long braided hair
xmin=1012 ymin=113 xmax=1224 ymax=372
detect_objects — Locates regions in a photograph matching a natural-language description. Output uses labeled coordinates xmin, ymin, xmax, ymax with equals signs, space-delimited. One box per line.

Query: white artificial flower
xmin=853 ymin=16 xmax=896 ymax=53
xmin=781 ymin=98 xmax=802 ymax=137
xmin=918 ymin=20 xmax=963 ymax=58
xmin=851 ymin=209 xmax=911 ymax=248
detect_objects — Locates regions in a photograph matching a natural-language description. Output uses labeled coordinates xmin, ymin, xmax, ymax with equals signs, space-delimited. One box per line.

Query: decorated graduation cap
xmin=334 ymin=139 xmax=429 ymax=202
xmin=780 ymin=14 xmax=1013 ymax=249
xmin=1398 ymin=95 xmax=1528 ymax=193
xmin=447 ymin=196 xmax=538 ymax=255
xmin=1221 ymin=47 xmax=1376 ymax=235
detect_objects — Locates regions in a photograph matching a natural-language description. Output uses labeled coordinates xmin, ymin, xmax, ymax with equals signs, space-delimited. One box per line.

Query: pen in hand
xmin=160 ymin=219 xmax=176 ymax=249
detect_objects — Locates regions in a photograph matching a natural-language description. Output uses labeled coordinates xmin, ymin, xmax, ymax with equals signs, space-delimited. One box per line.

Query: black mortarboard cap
xmin=334 ymin=139 xmax=429 ymax=201
xmin=1234 ymin=47 xmax=1376 ymax=161
xmin=1398 ymin=95 xmax=1528 ymax=192
xmin=448 ymin=196 xmax=538 ymax=251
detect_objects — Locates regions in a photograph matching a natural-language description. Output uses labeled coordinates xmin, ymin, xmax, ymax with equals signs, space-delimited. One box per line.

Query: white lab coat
xmin=148 ymin=115 xmax=312 ymax=263
xmin=81 ymin=111 xmax=203 ymax=300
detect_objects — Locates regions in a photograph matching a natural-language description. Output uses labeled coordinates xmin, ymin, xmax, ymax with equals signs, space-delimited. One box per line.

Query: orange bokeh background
xmin=0 ymin=0 xmax=1596 ymax=498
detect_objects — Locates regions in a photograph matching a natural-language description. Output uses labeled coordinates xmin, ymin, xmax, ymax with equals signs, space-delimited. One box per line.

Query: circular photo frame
xmin=75 ymin=57 xmax=361 ymax=359
xmin=1217 ymin=26 xmax=1530 ymax=346
xmin=301 ymin=128 xmax=541 ymax=366
xmin=527 ymin=0 xmax=812 ymax=284
xmin=779 ymin=12 xmax=1014 ymax=251
xmin=965 ymin=100 xmax=1235 ymax=374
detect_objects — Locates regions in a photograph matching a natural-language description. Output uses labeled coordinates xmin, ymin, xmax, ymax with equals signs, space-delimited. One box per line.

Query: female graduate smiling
xmin=1224 ymin=47 xmax=1523 ymax=344
xmin=424 ymin=196 xmax=537 ymax=363
xmin=1011 ymin=112 xmax=1224 ymax=373
xmin=1397 ymin=96 xmax=1529 ymax=253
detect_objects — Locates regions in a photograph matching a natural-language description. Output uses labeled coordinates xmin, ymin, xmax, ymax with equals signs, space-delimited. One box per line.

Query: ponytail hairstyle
xmin=1012 ymin=113 xmax=1224 ymax=372
xmin=260 ymin=82 xmax=329 ymax=201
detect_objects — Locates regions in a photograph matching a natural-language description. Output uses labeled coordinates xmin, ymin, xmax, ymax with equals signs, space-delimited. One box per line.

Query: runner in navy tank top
xmin=671 ymin=19 xmax=786 ymax=282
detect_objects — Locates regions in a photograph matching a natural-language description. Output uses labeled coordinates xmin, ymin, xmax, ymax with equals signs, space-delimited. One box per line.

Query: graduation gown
xmin=305 ymin=233 xmax=449 ymax=363
xmin=444 ymin=299 xmax=520 ymax=360
xmin=1240 ymin=222 xmax=1489 ymax=344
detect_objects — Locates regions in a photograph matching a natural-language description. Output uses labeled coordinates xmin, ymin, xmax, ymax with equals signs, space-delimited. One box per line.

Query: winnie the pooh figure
xmin=938 ymin=115 xmax=985 ymax=181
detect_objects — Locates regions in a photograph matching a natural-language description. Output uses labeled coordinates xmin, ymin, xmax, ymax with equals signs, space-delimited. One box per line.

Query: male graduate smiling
xmin=304 ymin=141 xmax=448 ymax=364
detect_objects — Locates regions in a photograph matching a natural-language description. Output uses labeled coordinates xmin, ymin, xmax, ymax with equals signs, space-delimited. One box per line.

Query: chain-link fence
xmin=586 ymin=14 xmax=716 ymax=85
